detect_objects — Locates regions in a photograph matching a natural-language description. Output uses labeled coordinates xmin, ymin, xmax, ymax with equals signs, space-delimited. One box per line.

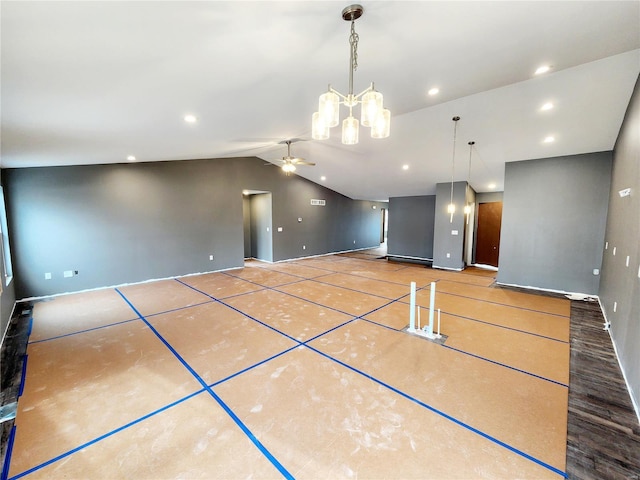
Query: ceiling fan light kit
xmin=277 ymin=140 xmax=316 ymax=175
xmin=312 ymin=4 xmax=390 ymax=145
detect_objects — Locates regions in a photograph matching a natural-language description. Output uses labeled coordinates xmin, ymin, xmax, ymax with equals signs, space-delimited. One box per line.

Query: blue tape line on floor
xmin=28 ymin=318 xmax=141 ymax=345
xmin=115 ymin=288 xmax=293 ymax=480
xmin=17 ymin=355 xmax=27 ymax=398
xmin=307 ymin=344 xmax=568 ymax=478
xmin=26 ymin=318 xmax=33 ymax=337
xmin=436 ymin=289 xmax=570 ymax=318
xmin=162 ymin=271 xmax=565 ymax=476
xmin=1 ymin=425 xmax=16 ymax=480
xmin=175 ymin=279 xmax=302 ymax=344
xmin=8 ymin=390 xmax=205 ymax=480
xmin=442 ymin=344 xmax=569 ymax=388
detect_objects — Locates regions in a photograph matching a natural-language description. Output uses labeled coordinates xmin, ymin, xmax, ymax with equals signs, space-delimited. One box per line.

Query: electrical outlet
xmin=593 ymin=269 xmax=599 ymax=275
xmin=613 ymin=301 xmax=617 ymax=313
xmin=44 ymin=272 xmax=52 ymax=280
xmin=209 ymin=255 xmax=214 ymax=261
xmin=446 ymin=253 xmax=451 ymax=258
xmin=613 ymin=247 xmax=616 ymax=256
xmin=277 ymin=227 xmax=283 ymax=232
xmin=63 ymin=270 xmax=73 ymax=278
xmin=626 ymin=256 xmax=630 ymax=267
xmin=353 ymin=240 xmax=356 ymax=244
xmin=303 ymin=245 xmax=306 ymax=250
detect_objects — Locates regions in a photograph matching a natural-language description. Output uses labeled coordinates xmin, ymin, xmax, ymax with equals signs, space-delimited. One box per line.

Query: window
xmin=0 ymin=187 xmax=13 ymax=290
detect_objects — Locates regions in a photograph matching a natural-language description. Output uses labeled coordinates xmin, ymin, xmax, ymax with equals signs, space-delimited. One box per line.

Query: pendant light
xmin=448 ymin=116 xmax=460 ymax=223
xmin=464 ymin=141 xmax=475 ymax=224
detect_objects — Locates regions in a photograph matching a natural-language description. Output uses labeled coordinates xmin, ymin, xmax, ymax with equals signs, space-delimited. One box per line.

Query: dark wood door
xmin=475 ymin=202 xmax=502 ymax=267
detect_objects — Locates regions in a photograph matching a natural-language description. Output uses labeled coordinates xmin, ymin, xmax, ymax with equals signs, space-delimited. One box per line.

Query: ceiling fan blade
xmin=296 ymin=161 xmax=315 ymax=166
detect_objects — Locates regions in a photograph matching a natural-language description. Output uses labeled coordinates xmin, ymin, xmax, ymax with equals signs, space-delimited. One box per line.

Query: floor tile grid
xmin=394 ymin=295 xmax=571 ymax=344
xmin=26 ymin=317 xmax=140 ymax=345
xmin=22 ymin=268 xmax=402 ymax=455
xmin=434 ymin=289 xmax=570 ymax=318
xmin=112 ymin=287 xmax=296 ymax=480
xmin=222 ymin=268 xmax=570 ymax=390
xmin=223 ymin=268 xmax=337 ymax=290
xmin=358 ymin=307 xmax=570 ymax=388
xmin=7 ymin=288 xmax=302 ymax=479
xmin=439 ymin=343 xmax=569 ymax=388
xmin=7 ymin=389 xmax=207 ymax=480
xmin=302 ymin=342 xmax=568 ymax=479
xmin=10 ymin=262 xmax=567 ymax=479
xmin=178 ymin=275 xmax=568 ymax=477
xmin=26 ymin=298 xmax=219 ymax=346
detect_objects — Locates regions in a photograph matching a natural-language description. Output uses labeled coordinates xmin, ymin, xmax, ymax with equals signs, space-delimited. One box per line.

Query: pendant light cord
xmin=450 ymin=116 xmax=460 ymax=207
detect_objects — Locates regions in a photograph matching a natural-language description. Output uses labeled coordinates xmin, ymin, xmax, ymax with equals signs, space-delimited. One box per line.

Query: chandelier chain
xmin=350 ymin=20 xmax=359 ymax=72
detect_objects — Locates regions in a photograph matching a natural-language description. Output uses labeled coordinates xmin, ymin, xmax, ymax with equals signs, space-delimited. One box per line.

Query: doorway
xmin=242 ymin=191 xmax=273 ymax=262
xmin=475 ymin=202 xmax=502 ymax=268
xmin=380 ymin=208 xmax=388 ymax=244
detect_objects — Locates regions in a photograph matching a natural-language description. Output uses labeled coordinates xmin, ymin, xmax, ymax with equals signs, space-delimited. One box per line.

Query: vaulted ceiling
xmin=2 ymin=1 xmax=639 ymax=200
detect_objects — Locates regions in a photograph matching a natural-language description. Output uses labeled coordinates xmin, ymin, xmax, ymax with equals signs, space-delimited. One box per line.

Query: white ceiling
xmin=1 ymin=1 xmax=639 ymax=200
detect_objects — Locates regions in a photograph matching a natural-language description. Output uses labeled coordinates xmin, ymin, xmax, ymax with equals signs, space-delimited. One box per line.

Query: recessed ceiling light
xmin=534 ymin=65 xmax=551 ymax=75
xmin=402 ymin=164 xmax=409 ymax=170
xmin=428 ymin=87 xmax=439 ymax=96
xmin=488 ymin=183 xmax=496 ymax=190
xmin=184 ymin=114 xmax=197 ymax=123
xmin=320 ymin=176 xmax=326 ymax=181
xmin=540 ymin=102 xmax=554 ymax=111
xmin=127 ymin=155 xmax=136 ymax=161
xmin=543 ymin=135 xmax=555 ymax=143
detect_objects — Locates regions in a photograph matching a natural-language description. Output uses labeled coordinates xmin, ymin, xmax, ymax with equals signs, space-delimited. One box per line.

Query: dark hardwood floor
xmin=0 ymin=304 xmax=31 ymax=477
xmin=567 ymin=300 xmax=640 ymax=480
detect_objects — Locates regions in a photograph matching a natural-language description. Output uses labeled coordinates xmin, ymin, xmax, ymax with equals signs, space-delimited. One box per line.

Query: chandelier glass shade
xmin=312 ymin=5 xmax=390 ymax=144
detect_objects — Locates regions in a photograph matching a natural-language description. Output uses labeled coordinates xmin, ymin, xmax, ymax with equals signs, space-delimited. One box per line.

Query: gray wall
xmin=600 ymin=74 xmax=640 ymax=414
xmin=497 ymin=152 xmax=612 ymax=294
xmin=476 ymin=192 xmax=503 ymax=203
xmin=4 ymin=157 xmax=386 ymax=299
xmin=433 ymin=181 xmax=468 ymax=270
xmin=387 ymin=195 xmax=436 ymax=261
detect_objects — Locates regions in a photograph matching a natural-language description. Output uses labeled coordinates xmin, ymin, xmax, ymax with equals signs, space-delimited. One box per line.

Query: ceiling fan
xmin=272 ymin=139 xmax=316 ymax=174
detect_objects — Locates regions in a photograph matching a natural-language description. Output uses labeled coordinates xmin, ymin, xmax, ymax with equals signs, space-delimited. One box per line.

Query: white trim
xmin=432 ymin=265 xmax=464 ymax=272
xmin=470 ymin=263 xmax=499 ymax=271
xmin=386 ymin=254 xmax=433 ymax=262
xmin=271 ymin=246 xmax=381 ymax=264
xmin=495 ymin=281 xmax=597 ymax=298
xmin=599 ymin=298 xmax=640 ymax=424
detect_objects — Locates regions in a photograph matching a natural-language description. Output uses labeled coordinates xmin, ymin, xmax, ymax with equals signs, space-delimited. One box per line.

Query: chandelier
xmin=312 ymin=4 xmax=390 ymax=145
